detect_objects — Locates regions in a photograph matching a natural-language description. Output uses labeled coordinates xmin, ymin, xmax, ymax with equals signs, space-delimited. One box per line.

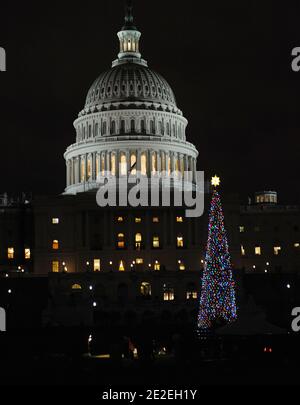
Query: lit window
xmin=152 ymin=217 xmax=159 ymax=223
xmin=141 ymin=152 xmax=147 ymax=176
xmin=241 ymin=245 xmax=246 ymax=256
xmin=255 ymin=246 xmax=261 ymax=255
xmin=117 ymin=233 xmax=125 ymax=249
xmin=163 ymin=285 xmax=175 ymax=301
xmin=24 ymin=248 xmax=31 ymax=260
xmin=87 ymin=158 xmax=92 ymax=179
xmin=119 ymin=260 xmax=125 ymax=272
xmin=71 ymin=284 xmax=82 ymax=290
xmin=52 ymin=218 xmax=59 ymax=224
xmin=186 ymin=291 xmax=198 ymax=300
xmin=120 ymin=153 xmax=127 ymax=176
xmin=7 ymin=247 xmax=14 ymax=259
xmin=274 ymin=246 xmax=281 ymax=256
xmin=294 ymin=243 xmax=300 ymax=248
xmin=135 ymin=217 xmax=142 ymax=223
xmin=52 ymin=240 xmax=59 ymax=250
xmin=177 ymin=236 xmax=184 ymax=248
xmin=117 ymin=216 xmax=124 ymax=223
xmin=179 ymin=262 xmax=186 ymax=271
xmin=111 ymin=154 xmax=116 ymax=176
xmin=130 ymin=153 xmax=137 ymax=175
xmin=176 ymin=216 xmax=183 ymax=223
xmin=154 ymin=261 xmax=160 ymax=271
xmin=94 ymin=259 xmax=101 ymax=272
xmin=141 ymin=282 xmax=151 ymax=297
xmin=239 ymin=226 xmax=245 ymax=233
xmin=135 ymin=233 xmax=142 ymax=250
xmin=52 ymin=261 xmax=59 ymax=273
xmin=136 ymin=258 xmax=143 ymax=264
xmin=152 ymin=235 xmax=160 ymax=248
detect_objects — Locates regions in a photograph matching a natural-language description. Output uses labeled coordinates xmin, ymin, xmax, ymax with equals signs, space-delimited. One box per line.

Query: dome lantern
xmin=112 ymin=0 xmax=147 ymax=67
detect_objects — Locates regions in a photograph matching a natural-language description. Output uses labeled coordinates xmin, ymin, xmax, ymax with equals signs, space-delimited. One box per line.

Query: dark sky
xmin=0 ymin=0 xmax=300 ymax=203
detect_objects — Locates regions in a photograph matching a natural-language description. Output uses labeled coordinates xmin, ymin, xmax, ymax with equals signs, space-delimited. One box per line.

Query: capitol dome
xmin=84 ymin=63 xmax=177 ymax=113
xmin=64 ymin=2 xmax=198 ymax=195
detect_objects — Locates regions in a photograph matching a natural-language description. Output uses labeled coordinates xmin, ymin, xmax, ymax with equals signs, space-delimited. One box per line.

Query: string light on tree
xmin=198 ymin=175 xmax=237 ymax=330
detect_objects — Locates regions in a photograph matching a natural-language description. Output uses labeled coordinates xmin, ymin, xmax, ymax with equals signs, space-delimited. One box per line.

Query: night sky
xmin=0 ymin=0 xmax=300 ymax=203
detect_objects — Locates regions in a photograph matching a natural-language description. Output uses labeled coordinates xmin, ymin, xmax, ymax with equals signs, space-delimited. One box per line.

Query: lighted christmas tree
xmin=197 ymin=176 xmax=237 ymax=330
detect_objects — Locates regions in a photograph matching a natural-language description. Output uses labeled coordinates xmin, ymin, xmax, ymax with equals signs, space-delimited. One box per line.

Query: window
xmin=135 ymin=217 xmax=142 ymax=223
xmin=81 ymin=159 xmax=85 ymax=182
xmin=255 ymin=246 xmax=261 ymax=256
xmin=117 ymin=233 xmax=125 ymax=249
xmin=274 ymin=246 xmax=281 ymax=256
xmin=71 ymin=284 xmax=82 ymax=290
xmin=177 ymin=236 xmax=184 ymax=248
xmin=152 ymin=217 xmax=159 ymax=223
xmin=94 ymin=259 xmax=101 ymax=272
xmin=111 ymin=154 xmax=116 ymax=176
xmin=241 ymin=245 xmax=246 ymax=256
xmin=135 ymin=233 xmax=142 ymax=250
xmin=130 ymin=119 xmax=135 ymax=132
xmin=7 ymin=247 xmax=14 ymax=259
xmin=178 ymin=260 xmax=185 ymax=271
xmin=52 ymin=240 xmax=59 ymax=250
xmin=239 ymin=226 xmax=245 ymax=233
xmin=120 ymin=153 xmax=127 ymax=176
xmin=130 ymin=153 xmax=137 ymax=175
xmin=24 ymin=248 xmax=31 ymax=260
xmin=163 ymin=284 xmax=175 ymax=301
xmin=154 ymin=260 xmax=160 ymax=271
xmin=52 ymin=218 xmax=59 ymax=224
xmin=141 ymin=282 xmax=151 ymax=297
xmin=136 ymin=258 xmax=143 ymax=264
xmin=52 ymin=261 xmax=59 ymax=273
xmin=119 ymin=260 xmax=125 ymax=272
xmin=152 ymin=235 xmax=160 ymax=248
xmin=151 ymin=153 xmax=157 ymax=174
xmin=176 ymin=216 xmax=183 ymax=223
xmin=141 ymin=153 xmax=147 ymax=175
xmin=186 ymin=291 xmax=197 ymax=300
xmin=87 ymin=157 xmax=92 ymax=179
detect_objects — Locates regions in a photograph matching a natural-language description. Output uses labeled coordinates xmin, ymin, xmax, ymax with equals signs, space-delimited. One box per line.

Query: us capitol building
xmin=0 ymin=4 xmax=300 ymax=327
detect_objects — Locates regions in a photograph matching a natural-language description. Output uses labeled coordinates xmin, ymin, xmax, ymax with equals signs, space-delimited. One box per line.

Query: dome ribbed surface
xmin=85 ymin=63 xmax=177 ymax=109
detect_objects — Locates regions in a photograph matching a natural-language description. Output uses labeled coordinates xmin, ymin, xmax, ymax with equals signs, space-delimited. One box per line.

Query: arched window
xmin=111 ymin=154 xmax=116 ymax=176
xmin=131 ymin=119 xmax=135 ymax=132
xmin=135 ymin=233 xmax=142 ymax=250
xmin=120 ymin=153 xmax=127 ymax=176
xmin=141 ymin=119 xmax=146 ymax=133
xmin=151 ymin=153 xmax=157 ymax=174
xmin=87 ymin=157 xmax=92 ymax=179
xmin=111 ymin=120 xmax=116 ymax=134
xmin=141 ymin=152 xmax=147 ymax=175
xmin=117 ymin=233 xmax=125 ymax=249
xmin=88 ymin=125 xmax=92 ymax=138
xmin=81 ymin=158 xmax=85 ymax=182
xmin=141 ymin=282 xmax=151 ymax=297
xmin=130 ymin=153 xmax=137 ymax=175
xmin=71 ymin=284 xmax=82 ymax=291
xmin=102 ymin=121 xmax=107 ymax=135
xmin=166 ymin=122 xmax=170 ymax=135
xmin=150 ymin=120 xmax=155 ymax=134
xmin=95 ymin=123 xmax=98 ymax=137
xmin=120 ymin=120 xmax=125 ymax=133
xmin=101 ymin=154 xmax=105 ymax=176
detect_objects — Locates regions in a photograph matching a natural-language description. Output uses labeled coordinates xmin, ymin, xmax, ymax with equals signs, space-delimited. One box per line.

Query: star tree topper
xmin=211 ymin=175 xmax=221 ymax=187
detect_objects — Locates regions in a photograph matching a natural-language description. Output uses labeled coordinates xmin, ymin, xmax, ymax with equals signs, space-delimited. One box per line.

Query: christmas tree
xmin=198 ymin=176 xmax=237 ymax=330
